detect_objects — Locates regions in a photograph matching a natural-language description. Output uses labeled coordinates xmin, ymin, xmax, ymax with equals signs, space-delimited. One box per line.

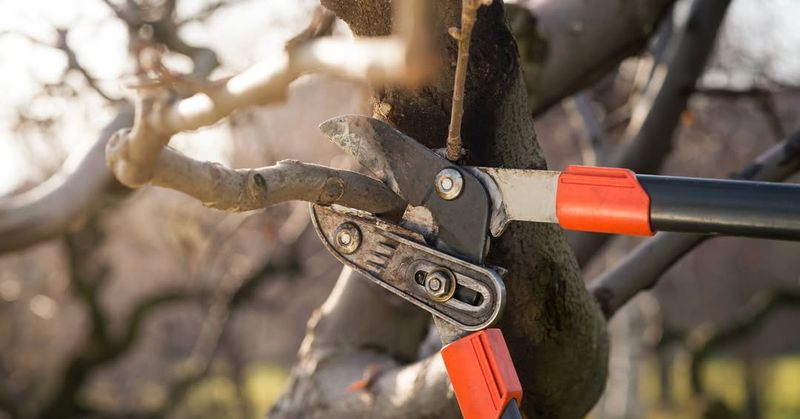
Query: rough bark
xmin=272 ymin=2 xmax=608 ymax=418
xmin=506 ymin=0 xmax=676 ymax=115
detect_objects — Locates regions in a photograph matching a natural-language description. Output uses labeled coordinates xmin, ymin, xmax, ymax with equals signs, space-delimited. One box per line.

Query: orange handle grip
xmin=441 ymin=329 xmax=522 ymax=419
xmin=556 ymin=165 xmax=654 ymax=236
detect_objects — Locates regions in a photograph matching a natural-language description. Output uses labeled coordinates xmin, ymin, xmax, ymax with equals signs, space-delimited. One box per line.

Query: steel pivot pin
xmin=425 ymin=269 xmax=456 ymax=302
xmin=435 ymin=168 xmax=464 ymax=200
xmin=334 ymin=222 xmax=361 ymax=254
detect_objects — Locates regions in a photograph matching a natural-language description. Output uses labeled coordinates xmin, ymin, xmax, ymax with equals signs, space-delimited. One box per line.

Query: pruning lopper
xmin=311 ymin=115 xmax=800 ymax=419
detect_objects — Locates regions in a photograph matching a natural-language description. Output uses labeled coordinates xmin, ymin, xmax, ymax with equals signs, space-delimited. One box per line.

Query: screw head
xmin=435 ymin=168 xmax=464 ymax=200
xmin=424 ymin=269 xmax=456 ymax=302
xmin=334 ymin=222 xmax=361 ymax=254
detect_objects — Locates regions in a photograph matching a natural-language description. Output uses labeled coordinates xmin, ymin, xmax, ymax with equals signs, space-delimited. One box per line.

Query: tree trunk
xmin=270 ymin=2 xmax=608 ymax=417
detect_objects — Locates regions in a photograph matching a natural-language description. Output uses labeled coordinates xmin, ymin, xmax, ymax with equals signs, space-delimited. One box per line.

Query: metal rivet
xmin=424 ymin=269 xmax=456 ymax=302
xmin=334 ymin=222 xmax=361 ymax=254
xmin=435 ymin=168 xmax=464 ymax=200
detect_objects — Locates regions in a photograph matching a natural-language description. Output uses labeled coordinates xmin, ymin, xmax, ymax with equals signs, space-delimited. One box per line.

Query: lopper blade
xmin=319 ymin=115 xmax=491 ymax=264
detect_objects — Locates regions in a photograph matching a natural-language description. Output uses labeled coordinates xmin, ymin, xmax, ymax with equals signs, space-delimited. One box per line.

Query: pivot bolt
xmin=425 ymin=269 xmax=456 ymax=302
xmin=334 ymin=222 xmax=361 ymax=254
xmin=435 ymin=168 xmax=464 ymax=200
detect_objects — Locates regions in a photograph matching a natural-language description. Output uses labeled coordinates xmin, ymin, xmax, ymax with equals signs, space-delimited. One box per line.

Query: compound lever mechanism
xmin=311 ymin=204 xmax=522 ymax=419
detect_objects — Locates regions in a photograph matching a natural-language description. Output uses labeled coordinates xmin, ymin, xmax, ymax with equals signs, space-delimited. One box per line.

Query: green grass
xmin=640 ymin=354 xmax=800 ymax=419
xmin=245 ymin=364 xmax=289 ymax=418
xmin=169 ymin=363 xmax=288 ymax=419
xmin=135 ymin=355 xmax=800 ymax=418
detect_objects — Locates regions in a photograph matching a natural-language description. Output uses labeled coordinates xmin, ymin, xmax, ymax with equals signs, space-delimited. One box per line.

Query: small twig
xmin=284 ymin=6 xmax=336 ymax=51
xmin=445 ymin=0 xmax=493 ymax=162
xmin=176 ymin=0 xmax=248 ymax=26
xmin=563 ymin=92 xmax=607 ymax=165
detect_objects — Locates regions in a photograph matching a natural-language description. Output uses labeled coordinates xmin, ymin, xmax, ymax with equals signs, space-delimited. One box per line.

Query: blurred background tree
xmin=0 ymin=0 xmax=799 ymax=418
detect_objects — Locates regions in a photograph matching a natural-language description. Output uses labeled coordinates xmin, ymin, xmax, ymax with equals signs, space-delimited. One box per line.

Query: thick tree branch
xmin=569 ymin=0 xmax=733 ymax=266
xmin=590 ymin=130 xmax=800 ymax=319
xmin=0 ymin=108 xmax=133 ymax=255
xmin=0 ymin=1 xmax=223 ymax=255
xmin=276 ymin=2 xmax=608 ymax=418
xmin=506 ymin=0 xmax=677 ymax=115
xmin=106 ymin=24 xmax=425 ymax=214
xmin=146 ymin=148 xmax=405 ymax=214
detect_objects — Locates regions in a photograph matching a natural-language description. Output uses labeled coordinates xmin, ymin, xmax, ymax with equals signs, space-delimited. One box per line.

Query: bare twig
xmin=0 ymin=0 xmax=223 ymax=255
xmin=176 ymin=0 xmax=249 ymax=26
xmin=1 ymin=28 xmax=120 ymax=102
xmin=445 ymin=0 xmax=493 ymax=161
xmin=284 ymin=6 xmax=337 ymax=51
xmin=563 ymin=92 xmax=607 ymax=165
xmin=55 ymin=29 xmax=122 ymax=102
xmin=589 ymin=130 xmax=800 ymax=319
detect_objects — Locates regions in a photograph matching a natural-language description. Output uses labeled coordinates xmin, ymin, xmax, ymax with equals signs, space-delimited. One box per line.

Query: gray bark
xmin=506 ymin=0 xmax=676 ymax=116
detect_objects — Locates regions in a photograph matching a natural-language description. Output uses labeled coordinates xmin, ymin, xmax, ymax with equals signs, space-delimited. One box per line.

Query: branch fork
xmin=105 ymin=7 xmax=432 ymax=215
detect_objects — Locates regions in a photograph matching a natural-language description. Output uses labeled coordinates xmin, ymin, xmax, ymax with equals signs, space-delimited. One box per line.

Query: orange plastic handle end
xmin=556 ymin=165 xmax=653 ymax=236
xmin=441 ymin=329 xmax=522 ymax=419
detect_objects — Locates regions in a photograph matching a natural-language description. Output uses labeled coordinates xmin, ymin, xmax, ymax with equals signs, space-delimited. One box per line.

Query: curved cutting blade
xmin=319 ymin=115 xmax=491 ymax=264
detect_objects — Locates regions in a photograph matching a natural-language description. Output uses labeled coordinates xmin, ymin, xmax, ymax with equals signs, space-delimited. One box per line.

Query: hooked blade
xmin=319 ymin=115 xmax=491 ymax=264
xmin=319 ymin=115 xmax=438 ymax=204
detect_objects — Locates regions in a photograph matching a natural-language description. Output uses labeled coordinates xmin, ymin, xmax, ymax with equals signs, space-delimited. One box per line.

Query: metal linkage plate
xmin=311 ymin=204 xmax=506 ymax=331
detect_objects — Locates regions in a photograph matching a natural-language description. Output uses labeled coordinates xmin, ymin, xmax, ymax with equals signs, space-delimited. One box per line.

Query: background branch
xmin=589 ymin=130 xmax=800 ymax=319
xmin=688 ymin=288 xmax=800 ymax=397
xmin=569 ymin=0 xmax=733 ymax=266
xmin=506 ymin=0 xmax=677 ymax=116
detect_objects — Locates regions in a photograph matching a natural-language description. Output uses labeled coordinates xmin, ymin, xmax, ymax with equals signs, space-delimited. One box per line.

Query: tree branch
xmin=445 ymin=0 xmax=493 ymax=161
xmin=506 ymin=0 xmax=677 ymax=116
xmin=0 ymin=2 xmax=225 ymax=255
xmin=146 ymin=148 xmax=405 ymax=214
xmin=563 ymin=92 xmax=607 ymax=165
xmin=0 ymin=108 xmax=134 ymax=255
xmin=106 ymin=9 xmax=427 ymax=215
xmin=589 ymin=130 xmax=800 ymax=319
xmin=276 ymin=2 xmax=609 ymax=418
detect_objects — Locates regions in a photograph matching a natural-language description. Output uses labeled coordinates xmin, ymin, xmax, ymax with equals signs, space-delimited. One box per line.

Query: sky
xmin=0 ymin=0 xmax=799 ymax=195
xmin=0 ymin=0 xmax=316 ymax=194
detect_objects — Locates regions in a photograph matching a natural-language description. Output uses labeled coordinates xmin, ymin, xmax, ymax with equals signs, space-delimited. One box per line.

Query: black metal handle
xmin=500 ymin=399 xmax=522 ymax=419
xmin=638 ymin=175 xmax=800 ymax=240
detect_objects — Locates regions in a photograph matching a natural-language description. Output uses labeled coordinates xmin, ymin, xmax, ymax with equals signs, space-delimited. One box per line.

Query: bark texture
xmin=272 ymin=1 xmax=608 ymax=418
